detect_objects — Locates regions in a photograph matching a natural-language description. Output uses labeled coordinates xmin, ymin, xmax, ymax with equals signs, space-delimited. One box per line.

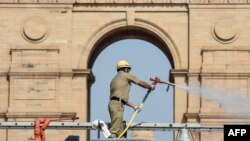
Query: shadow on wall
xmin=65 ymin=135 xmax=80 ymax=141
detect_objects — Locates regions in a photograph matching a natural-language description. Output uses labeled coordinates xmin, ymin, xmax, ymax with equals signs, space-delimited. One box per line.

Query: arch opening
xmin=90 ymin=39 xmax=173 ymax=140
xmin=87 ymin=26 xmax=175 ymax=69
xmin=87 ymin=26 xmax=176 ymax=141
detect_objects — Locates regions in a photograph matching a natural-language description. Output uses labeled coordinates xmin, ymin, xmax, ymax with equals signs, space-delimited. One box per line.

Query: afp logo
xmin=224 ymin=125 xmax=250 ymax=141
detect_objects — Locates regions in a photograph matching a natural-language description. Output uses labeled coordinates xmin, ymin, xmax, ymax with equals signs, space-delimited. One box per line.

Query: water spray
xmin=150 ymin=77 xmax=250 ymax=114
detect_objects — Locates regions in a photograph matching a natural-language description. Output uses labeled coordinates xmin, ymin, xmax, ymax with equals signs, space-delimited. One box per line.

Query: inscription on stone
xmin=13 ymin=78 xmax=56 ymax=100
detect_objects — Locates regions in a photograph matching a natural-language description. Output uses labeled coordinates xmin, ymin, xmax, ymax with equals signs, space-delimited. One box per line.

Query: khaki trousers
xmin=108 ymin=100 xmax=124 ymax=138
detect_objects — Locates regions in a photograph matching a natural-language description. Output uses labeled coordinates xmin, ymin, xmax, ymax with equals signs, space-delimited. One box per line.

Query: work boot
xmin=108 ymin=134 xmax=117 ymax=138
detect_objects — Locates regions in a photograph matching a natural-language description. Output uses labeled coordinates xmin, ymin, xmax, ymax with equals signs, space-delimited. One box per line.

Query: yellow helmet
xmin=116 ymin=60 xmax=131 ymax=70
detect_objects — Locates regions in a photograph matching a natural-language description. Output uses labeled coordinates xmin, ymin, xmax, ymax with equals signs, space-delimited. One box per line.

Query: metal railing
xmin=0 ymin=122 xmax=223 ymax=132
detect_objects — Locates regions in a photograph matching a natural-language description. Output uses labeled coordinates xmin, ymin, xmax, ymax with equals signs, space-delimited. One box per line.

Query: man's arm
xmin=126 ymin=101 xmax=141 ymax=111
xmin=126 ymin=101 xmax=136 ymax=110
xmin=138 ymin=81 xmax=155 ymax=90
xmin=125 ymin=73 xmax=154 ymax=90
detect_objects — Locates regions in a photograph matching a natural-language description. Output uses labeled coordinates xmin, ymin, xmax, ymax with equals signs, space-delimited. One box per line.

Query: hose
xmin=118 ymin=90 xmax=151 ymax=138
xmin=118 ymin=107 xmax=139 ymax=138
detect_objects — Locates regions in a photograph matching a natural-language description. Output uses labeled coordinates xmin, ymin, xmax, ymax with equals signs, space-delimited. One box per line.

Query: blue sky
xmin=90 ymin=39 xmax=173 ymax=141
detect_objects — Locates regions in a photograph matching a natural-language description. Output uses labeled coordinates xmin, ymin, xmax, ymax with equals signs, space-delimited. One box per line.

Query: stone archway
xmin=3 ymin=1 xmax=250 ymax=141
xmin=84 ymin=18 xmax=185 ymax=136
xmin=72 ymin=9 xmax=189 ymax=138
xmin=86 ymin=23 xmax=177 ymax=140
xmin=87 ymin=25 xmax=178 ymax=69
xmin=78 ymin=19 xmax=182 ymax=70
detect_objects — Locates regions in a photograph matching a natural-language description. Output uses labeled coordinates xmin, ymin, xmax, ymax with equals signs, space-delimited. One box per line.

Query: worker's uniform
xmin=109 ymin=71 xmax=139 ymax=138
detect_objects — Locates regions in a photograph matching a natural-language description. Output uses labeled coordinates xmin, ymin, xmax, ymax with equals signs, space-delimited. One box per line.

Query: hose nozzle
xmin=150 ymin=77 xmax=175 ymax=92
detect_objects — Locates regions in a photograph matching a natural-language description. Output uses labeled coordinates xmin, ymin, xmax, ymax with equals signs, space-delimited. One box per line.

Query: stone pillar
xmin=172 ymin=69 xmax=188 ymax=124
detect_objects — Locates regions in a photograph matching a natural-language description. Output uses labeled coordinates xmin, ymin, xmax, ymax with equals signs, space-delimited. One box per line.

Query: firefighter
xmin=108 ymin=60 xmax=155 ymax=138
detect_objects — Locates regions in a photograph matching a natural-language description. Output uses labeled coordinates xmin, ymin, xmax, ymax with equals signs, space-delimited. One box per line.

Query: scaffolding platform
xmin=0 ymin=122 xmax=223 ymax=132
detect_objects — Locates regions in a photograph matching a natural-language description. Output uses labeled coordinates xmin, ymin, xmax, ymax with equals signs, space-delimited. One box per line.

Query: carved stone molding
xmin=211 ymin=18 xmax=240 ymax=44
xmin=0 ymin=0 xmax=74 ymax=3
xmin=76 ymin=0 xmax=250 ymax=4
xmin=185 ymin=113 xmax=250 ymax=123
xmin=21 ymin=16 xmax=49 ymax=43
xmin=5 ymin=112 xmax=76 ymax=119
xmin=1 ymin=0 xmax=250 ymax=4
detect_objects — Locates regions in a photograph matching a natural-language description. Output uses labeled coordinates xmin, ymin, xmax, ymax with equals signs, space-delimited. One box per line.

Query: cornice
xmin=1 ymin=0 xmax=250 ymax=4
xmin=185 ymin=113 xmax=250 ymax=120
xmin=0 ymin=0 xmax=74 ymax=4
xmin=5 ymin=112 xmax=77 ymax=119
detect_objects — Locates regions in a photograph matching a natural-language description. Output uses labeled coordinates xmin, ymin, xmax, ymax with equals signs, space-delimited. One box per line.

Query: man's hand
xmin=150 ymin=84 xmax=155 ymax=90
xmin=133 ymin=105 xmax=142 ymax=112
